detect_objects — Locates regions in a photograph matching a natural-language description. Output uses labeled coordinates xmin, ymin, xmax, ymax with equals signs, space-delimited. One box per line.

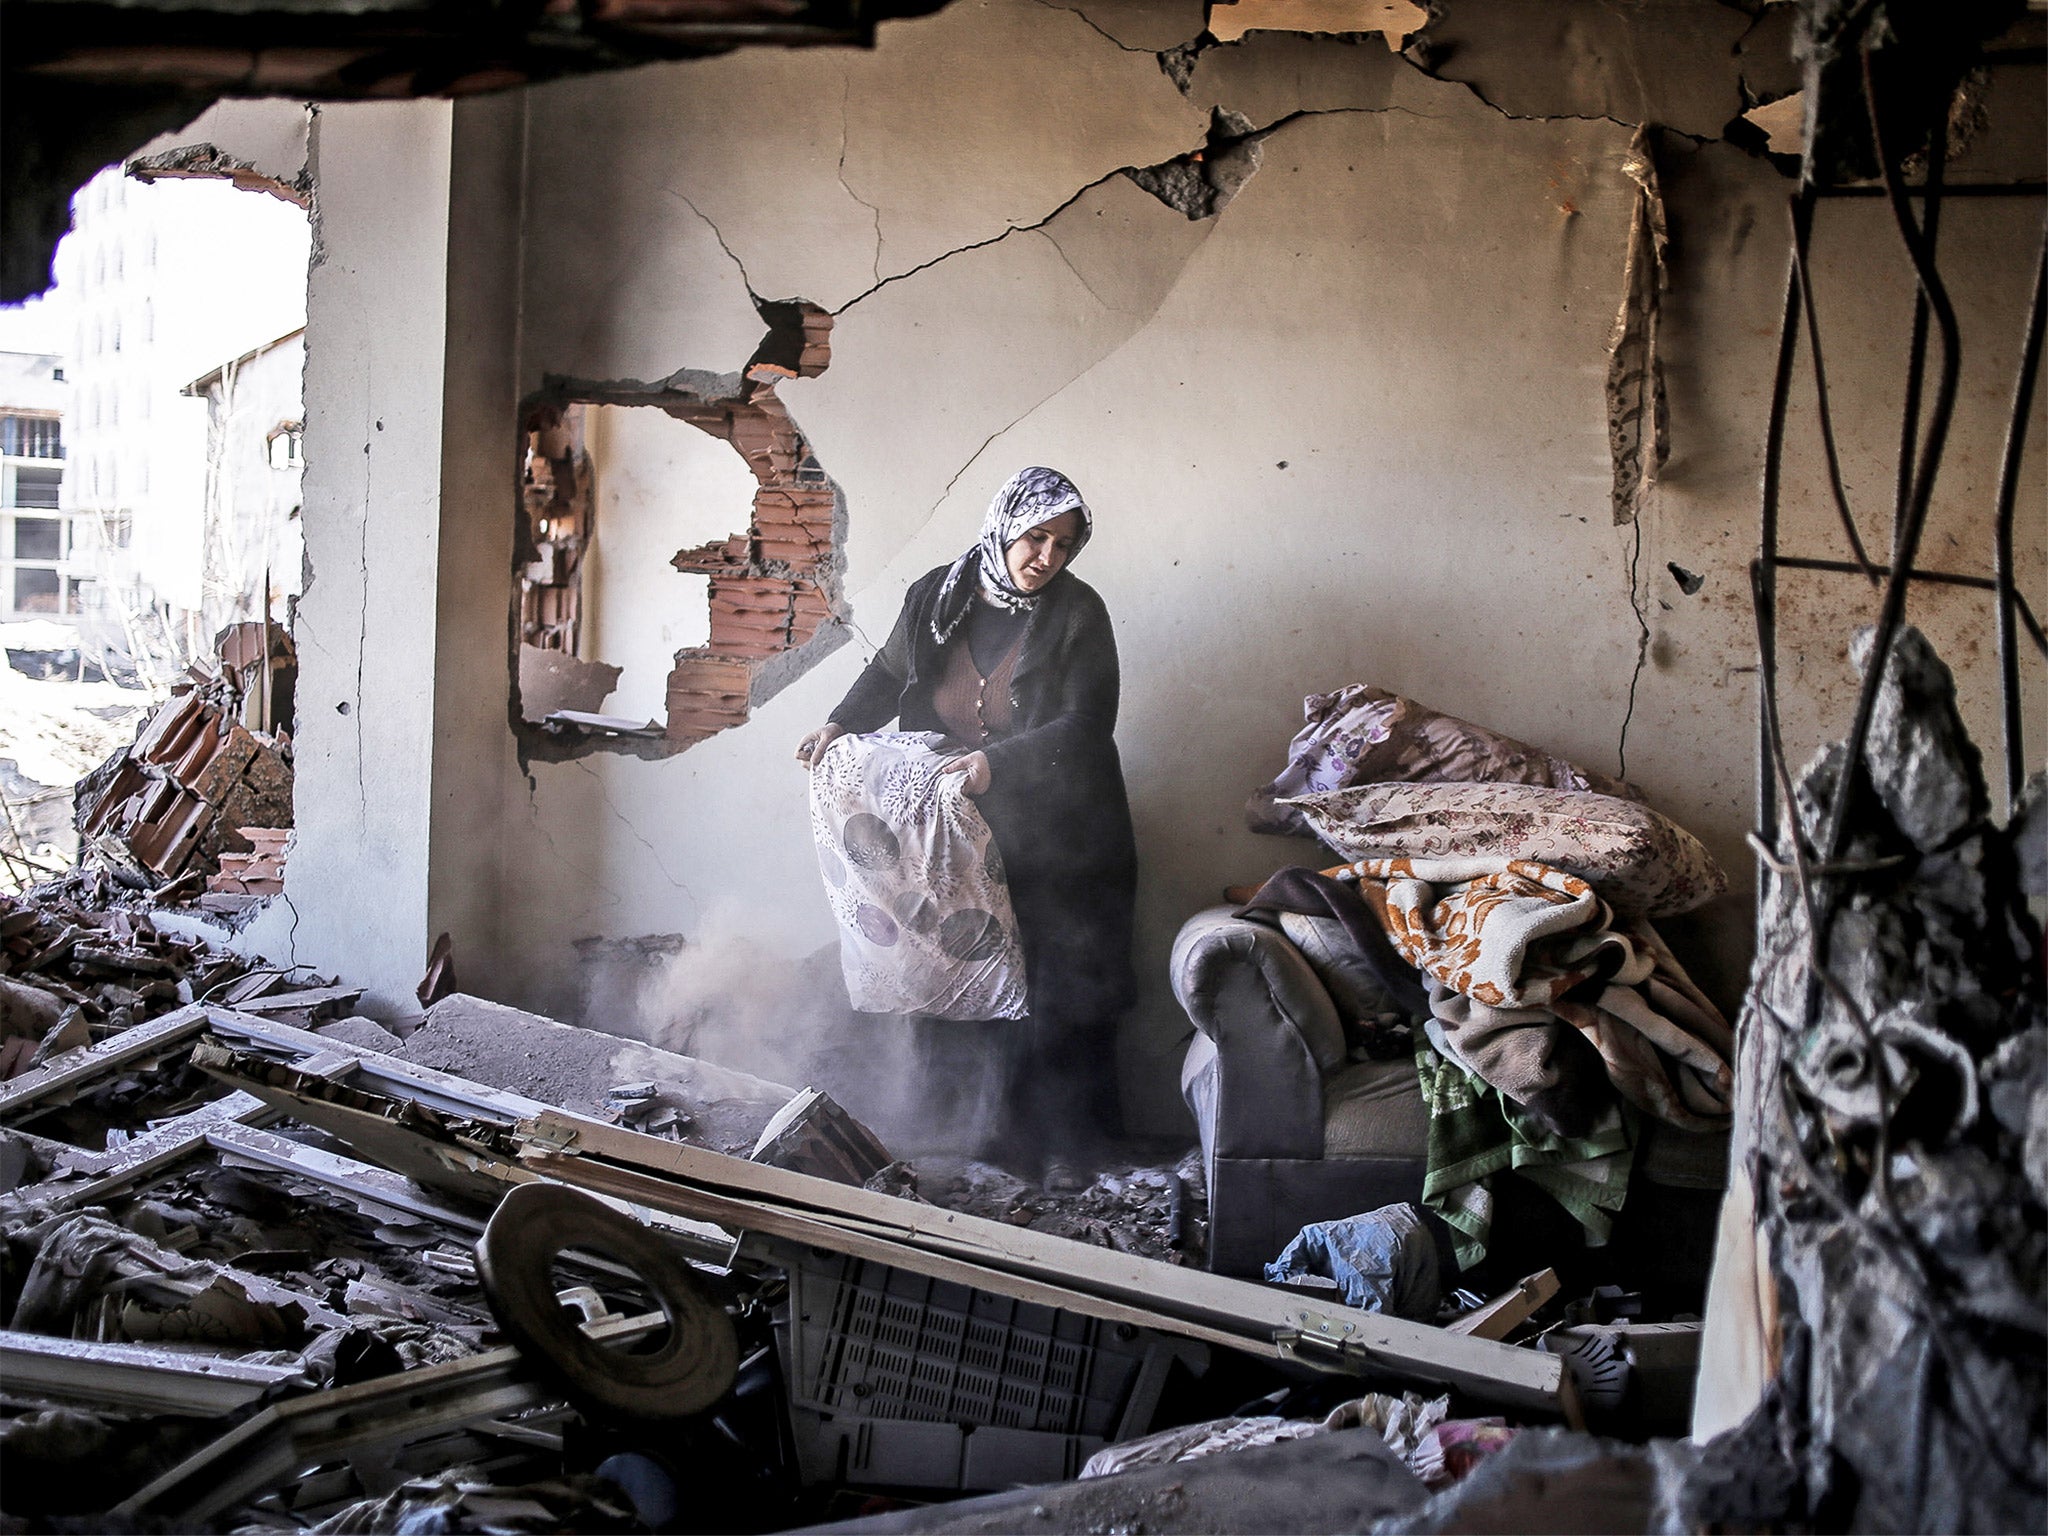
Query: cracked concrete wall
xmin=271 ymin=0 xmax=2042 ymax=1127
xmin=230 ymin=100 xmax=457 ymax=1017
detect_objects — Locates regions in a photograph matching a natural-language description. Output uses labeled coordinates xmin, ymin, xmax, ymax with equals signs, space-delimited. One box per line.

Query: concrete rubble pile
xmin=0 ymin=898 xmax=1623 ymax=1533
xmin=69 ymin=665 xmax=294 ymax=907
xmin=909 ymin=1153 xmax=1204 ymax=1265
xmin=0 ymin=882 xmax=258 ymax=1081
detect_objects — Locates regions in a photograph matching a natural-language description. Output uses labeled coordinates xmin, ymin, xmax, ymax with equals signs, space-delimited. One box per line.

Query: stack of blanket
xmin=1244 ymin=857 xmax=1733 ymax=1265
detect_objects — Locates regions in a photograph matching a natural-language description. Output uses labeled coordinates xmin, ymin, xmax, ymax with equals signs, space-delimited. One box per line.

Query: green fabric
xmin=1415 ymin=1041 xmax=1636 ymax=1270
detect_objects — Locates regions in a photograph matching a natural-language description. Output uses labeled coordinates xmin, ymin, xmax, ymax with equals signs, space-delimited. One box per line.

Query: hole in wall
xmin=511 ymin=302 xmax=850 ymax=761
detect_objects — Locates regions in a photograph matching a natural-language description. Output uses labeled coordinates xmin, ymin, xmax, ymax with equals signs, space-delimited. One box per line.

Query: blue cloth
xmin=1264 ymin=1202 xmax=1444 ymax=1320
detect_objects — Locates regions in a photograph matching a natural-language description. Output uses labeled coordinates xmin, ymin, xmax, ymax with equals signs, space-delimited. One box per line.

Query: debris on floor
xmin=909 ymin=1149 xmax=1205 ymax=1264
xmin=0 ymin=885 xmax=254 ymax=1082
xmin=0 ymin=876 xmax=1686 ymax=1533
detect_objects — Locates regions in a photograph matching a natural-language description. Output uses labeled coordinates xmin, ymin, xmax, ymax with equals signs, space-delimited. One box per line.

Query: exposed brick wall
xmin=519 ymin=307 xmax=845 ymax=756
xmin=580 ymin=306 xmax=845 ymax=749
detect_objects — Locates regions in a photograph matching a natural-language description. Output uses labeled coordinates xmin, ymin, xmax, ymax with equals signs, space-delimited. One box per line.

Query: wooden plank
xmin=191 ymin=1031 xmax=1563 ymax=1413
xmin=520 ymin=1114 xmax=1565 ymax=1414
xmin=1445 ymin=1269 xmax=1561 ymax=1340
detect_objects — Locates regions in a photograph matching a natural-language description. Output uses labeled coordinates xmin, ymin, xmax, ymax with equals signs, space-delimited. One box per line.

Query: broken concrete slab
xmin=314 ymin=1015 xmax=406 ymax=1052
xmin=390 ymin=993 xmax=796 ymax=1156
xmin=1368 ymin=1425 xmax=1692 ymax=1534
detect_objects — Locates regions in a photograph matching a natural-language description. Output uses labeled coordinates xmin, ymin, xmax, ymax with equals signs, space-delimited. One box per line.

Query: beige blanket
xmin=1337 ymin=856 xmax=1734 ymax=1130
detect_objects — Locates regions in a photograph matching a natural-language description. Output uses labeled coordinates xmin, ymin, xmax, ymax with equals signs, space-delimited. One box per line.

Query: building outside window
xmin=0 ymin=353 xmax=76 ymax=619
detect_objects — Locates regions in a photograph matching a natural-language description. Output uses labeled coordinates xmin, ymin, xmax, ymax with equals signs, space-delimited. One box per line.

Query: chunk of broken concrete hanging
xmin=1849 ymin=623 xmax=1988 ymax=853
xmin=1607 ymin=125 xmax=1669 ymax=527
xmin=1126 ymin=107 xmax=1264 ymax=220
xmin=1724 ymin=623 xmax=2046 ymax=1532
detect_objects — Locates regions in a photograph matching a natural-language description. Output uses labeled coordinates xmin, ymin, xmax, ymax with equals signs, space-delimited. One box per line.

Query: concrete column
xmin=241 ymin=99 xmax=454 ymax=1020
xmin=424 ymin=94 xmax=525 ymax=988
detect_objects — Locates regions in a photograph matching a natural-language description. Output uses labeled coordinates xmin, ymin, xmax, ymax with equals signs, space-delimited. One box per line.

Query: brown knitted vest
xmin=930 ymin=632 xmax=1023 ymax=746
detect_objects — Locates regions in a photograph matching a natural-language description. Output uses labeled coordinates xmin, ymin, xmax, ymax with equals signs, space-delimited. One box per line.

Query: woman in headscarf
xmin=795 ymin=467 xmax=1137 ymax=1183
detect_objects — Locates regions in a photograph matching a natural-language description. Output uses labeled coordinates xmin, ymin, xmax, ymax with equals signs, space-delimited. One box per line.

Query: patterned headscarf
xmin=931 ymin=467 xmax=1093 ymax=644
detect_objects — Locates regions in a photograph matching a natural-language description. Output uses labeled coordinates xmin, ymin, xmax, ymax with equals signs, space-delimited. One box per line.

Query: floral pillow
xmin=1284 ymin=780 xmax=1728 ymax=917
xmin=1247 ymin=685 xmax=1641 ymax=837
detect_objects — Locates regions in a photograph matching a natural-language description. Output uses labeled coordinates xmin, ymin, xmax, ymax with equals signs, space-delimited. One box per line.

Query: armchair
xmin=1173 ymin=905 xmax=1730 ymax=1283
xmin=1173 ymin=906 xmax=1429 ymax=1277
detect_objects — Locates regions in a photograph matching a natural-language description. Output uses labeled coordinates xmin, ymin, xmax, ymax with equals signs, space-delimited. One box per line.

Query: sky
xmin=0 ymin=292 xmax=68 ymax=357
xmin=0 ymin=170 xmax=309 ymax=368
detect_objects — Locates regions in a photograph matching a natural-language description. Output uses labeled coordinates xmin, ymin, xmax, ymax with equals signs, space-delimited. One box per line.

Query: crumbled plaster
xmin=126 ymin=100 xmax=313 ymax=193
xmin=1400 ymin=0 xmax=1801 ymax=141
xmin=1125 ymin=107 xmax=1264 ymax=219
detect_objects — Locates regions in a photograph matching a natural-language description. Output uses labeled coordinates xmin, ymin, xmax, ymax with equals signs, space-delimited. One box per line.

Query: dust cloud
xmin=582 ymin=908 xmax=1005 ymax=1157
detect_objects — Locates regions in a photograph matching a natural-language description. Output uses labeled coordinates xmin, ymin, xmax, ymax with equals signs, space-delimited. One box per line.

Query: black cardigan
xmin=829 ymin=565 xmax=1137 ymax=1025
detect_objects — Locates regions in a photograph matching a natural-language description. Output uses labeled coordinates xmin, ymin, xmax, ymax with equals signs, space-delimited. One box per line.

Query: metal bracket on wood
xmin=1276 ymin=1311 xmax=1374 ymax=1369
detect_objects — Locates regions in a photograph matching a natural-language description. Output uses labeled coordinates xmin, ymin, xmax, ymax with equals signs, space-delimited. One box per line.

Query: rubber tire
xmin=477 ymin=1179 xmax=739 ymax=1420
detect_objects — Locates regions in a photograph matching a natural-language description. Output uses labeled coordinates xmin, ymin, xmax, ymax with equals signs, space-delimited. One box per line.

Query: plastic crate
xmin=760 ymin=1242 xmax=1193 ymax=1491
xmin=791 ymin=1415 xmax=1103 ymax=1490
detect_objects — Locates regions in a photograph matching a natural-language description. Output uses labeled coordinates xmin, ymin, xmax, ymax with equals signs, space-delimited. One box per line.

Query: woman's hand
xmin=935 ymin=750 xmax=993 ymax=797
xmin=795 ymin=723 xmax=847 ymax=768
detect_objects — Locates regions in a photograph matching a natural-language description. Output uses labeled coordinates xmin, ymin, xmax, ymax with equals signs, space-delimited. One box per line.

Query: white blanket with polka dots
xmin=809 ymin=731 xmax=1028 ymax=1021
